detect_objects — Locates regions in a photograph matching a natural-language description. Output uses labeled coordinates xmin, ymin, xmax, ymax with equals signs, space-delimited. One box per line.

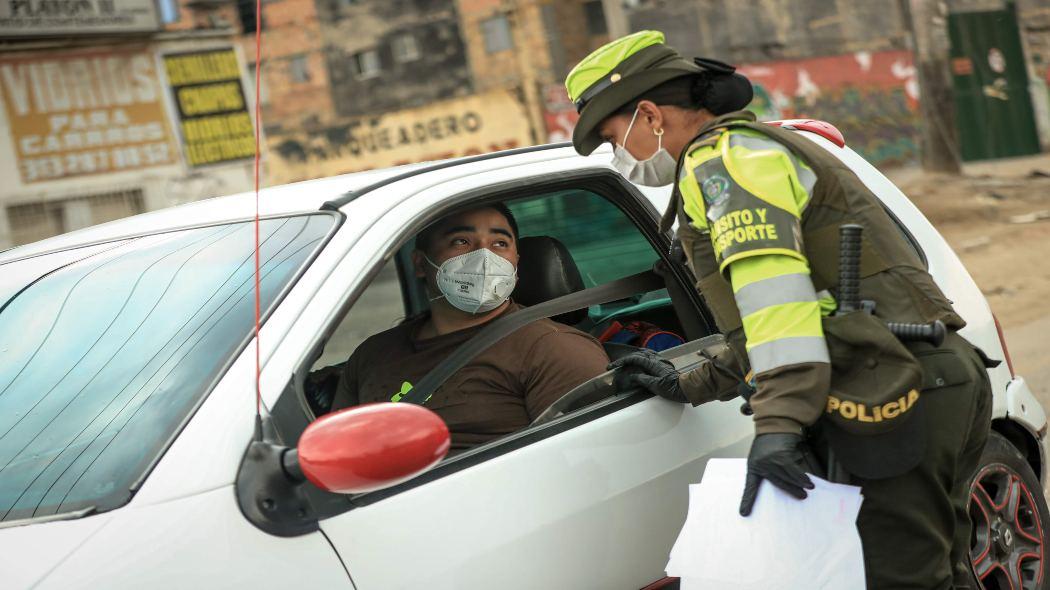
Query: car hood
xmin=0 ymin=513 xmax=111 ymax=588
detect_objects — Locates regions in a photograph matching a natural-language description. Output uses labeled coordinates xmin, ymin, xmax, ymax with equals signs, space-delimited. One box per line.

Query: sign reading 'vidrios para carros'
xmin=0 ymin=48 xmax=178 ymax=183
xmin=0 ymin=0 xmax=160 ymax=37
xmin=163 ymin=48 xmax=255 ymax=167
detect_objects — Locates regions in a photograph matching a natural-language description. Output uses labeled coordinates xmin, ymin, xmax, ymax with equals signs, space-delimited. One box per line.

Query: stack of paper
xmin=666 ymin=459 xmax=865 ymax=589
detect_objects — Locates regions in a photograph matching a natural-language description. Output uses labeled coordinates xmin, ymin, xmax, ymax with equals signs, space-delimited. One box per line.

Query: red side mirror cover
xmin=298 ymin=403 xmax=451 ymax=494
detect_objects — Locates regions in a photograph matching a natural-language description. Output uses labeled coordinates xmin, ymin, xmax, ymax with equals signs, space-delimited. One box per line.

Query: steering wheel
xmin=530 ymin=335 xmax=729 ymax=427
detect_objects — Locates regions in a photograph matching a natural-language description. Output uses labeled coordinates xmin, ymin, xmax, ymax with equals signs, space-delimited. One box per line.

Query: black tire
xmin=968 ymin=431 xmax=1050 ymax=590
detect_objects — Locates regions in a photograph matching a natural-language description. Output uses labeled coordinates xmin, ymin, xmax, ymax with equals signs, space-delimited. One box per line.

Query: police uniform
xmin=566 ymin=31 xmax=993 ymax=589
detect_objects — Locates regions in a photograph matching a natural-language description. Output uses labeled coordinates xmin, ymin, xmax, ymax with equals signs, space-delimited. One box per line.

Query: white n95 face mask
xmin=612 ymin=106 xmax=677 ymax=187
xmin=428 ymin=248 xmax=517 ymax=314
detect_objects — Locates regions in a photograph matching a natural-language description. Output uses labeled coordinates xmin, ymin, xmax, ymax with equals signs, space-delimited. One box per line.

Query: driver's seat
xmin=512 ymin=236 xmax=588 ymax=326
xmin=512 ymin=236 xmax=638 ymax=361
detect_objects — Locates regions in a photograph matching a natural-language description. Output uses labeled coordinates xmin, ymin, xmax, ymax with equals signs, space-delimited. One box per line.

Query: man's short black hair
xmin=415 ymin=202 xmax=520 ymax=255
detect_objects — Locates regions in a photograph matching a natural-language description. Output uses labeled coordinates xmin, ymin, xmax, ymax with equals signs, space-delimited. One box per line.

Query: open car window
xmin=271 ymin=173 xmax=717 ymax=516
xmin=312 ymin=261 xmax=407 ymax=370
xmin=302 ymin=187 xmax=684 ymax=429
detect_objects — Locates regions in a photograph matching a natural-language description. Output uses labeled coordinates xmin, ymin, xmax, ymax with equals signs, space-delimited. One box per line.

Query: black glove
xmin=607 ymin=349 xmax=688 ymax=403
xmin=739 ymin=432 xmax=816 ymax=516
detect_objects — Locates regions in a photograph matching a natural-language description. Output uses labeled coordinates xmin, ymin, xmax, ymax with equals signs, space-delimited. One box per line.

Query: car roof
xmin=0 ymin=144 xmax=592 ymax=264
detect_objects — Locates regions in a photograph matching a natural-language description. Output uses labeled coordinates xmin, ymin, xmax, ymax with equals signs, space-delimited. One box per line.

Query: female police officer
xmin=567 ymin=31 xmax=992 ymax=589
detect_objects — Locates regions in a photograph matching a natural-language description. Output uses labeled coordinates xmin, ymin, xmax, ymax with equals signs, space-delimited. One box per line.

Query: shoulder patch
xmin=697 ymin=157 xmax=804 ymax=270
xmin=701 ymin=174 xmax=731 ymax=206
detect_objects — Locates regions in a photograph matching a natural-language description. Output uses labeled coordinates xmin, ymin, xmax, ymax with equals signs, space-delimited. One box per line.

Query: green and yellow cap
xmin=565 ymin=30 xmax=701 ymax=155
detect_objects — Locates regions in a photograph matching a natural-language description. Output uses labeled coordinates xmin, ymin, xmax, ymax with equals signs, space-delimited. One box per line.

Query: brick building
xmin=457 ymin=0 xmax=612 ymax=142
xmin=320 ymin=0 xmax=474 ymax=120
xmin=173 ymin=0 xmax=334 ymax=133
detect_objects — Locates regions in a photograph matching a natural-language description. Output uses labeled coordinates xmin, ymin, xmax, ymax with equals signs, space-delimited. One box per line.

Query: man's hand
xmin=607 ymin=349 xmax=688 ymax=403
xmin=739 ymin=432 xmax=816 ymax=516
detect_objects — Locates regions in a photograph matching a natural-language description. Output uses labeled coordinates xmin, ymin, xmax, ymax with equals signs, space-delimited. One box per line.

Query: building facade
xmin=257 ymin=0 xmax=609 ymax=183
xmin=0 ymin=13 xmax=262 ymax=249
xmin=617 ymin=0 xmax=1050 ymax=165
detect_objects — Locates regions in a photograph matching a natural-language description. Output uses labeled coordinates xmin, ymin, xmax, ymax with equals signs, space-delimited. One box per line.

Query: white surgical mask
xmin=427 ymin=248 xmax=517 ymax=314
xmin=611 ymin=107 xmax=677 ymax=187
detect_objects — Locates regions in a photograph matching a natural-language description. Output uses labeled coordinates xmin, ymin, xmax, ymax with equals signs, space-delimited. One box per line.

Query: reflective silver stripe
xmin=729 ymin=134 xmax=818 ymax=197
xmin=748 ymin=336 xmax=830 ymax=374
xmin=735 ymin=272 xmax=818 ymax=318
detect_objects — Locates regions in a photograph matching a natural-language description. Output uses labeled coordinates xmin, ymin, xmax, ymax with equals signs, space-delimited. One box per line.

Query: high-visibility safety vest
xmin=665 ymin=111 xmax=964 ymax=435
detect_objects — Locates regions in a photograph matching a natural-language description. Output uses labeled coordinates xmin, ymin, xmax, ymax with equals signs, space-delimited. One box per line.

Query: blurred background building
xmin=2 ymin=0 xmax=1050 ymax=246
xmin=0 ymin=0 xmax=261 ymax=248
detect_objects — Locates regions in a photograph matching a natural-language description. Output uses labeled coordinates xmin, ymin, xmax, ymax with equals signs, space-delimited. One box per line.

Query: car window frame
xmin=267 ymin=168 xmax=714 ymax=519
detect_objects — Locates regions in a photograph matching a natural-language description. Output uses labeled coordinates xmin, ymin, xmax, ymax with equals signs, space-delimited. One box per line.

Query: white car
xmin=0 ymin=121 xmax=1046 ymax=590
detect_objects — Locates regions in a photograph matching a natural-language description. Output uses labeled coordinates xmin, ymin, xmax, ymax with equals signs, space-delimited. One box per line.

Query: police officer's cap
xmin=565 ymin=31 xmax=751 ymax=155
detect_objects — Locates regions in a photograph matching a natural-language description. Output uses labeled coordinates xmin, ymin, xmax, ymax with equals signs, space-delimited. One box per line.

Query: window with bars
xmin=6 ymin=189 xmax=145 ymax=247
xmin=288 ymin=54 xmax=311 ymax=83
xmin=481 ymin=15 xmax=513 ymax=54
xmin=391 ymin=33 xmax=421 ymax=63
xmin=350 ymin=49 xmax=382 ymax=79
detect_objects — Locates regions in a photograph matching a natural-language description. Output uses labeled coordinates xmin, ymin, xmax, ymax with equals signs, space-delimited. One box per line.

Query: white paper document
xmin=666 ymin=458 xmax=865 ymax=589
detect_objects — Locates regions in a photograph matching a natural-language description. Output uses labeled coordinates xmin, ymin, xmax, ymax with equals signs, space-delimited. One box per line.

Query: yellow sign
xmin=0 ymin=48 xmax=178 ymax=183
xmin=163 ymin=48 xmax=255 ymax=167
xmin=266 ymin=90 xmax=534 ymax=185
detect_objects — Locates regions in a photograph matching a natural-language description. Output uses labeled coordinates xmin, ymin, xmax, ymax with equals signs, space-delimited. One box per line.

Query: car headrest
xmin=512 ymin=236 xmax=587 ymax=326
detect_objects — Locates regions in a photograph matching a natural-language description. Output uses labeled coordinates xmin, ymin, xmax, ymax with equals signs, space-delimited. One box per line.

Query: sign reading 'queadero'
xmin=0 ymin=48 xmax=178 ymax=183
xmin=0 ymin=0 xmax=160 ymax=37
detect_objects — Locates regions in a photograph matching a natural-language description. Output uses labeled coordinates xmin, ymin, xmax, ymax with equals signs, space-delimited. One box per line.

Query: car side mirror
xmin=238 ymin=402 xmax=450 ymax=537
xmin=288 ymin=402 xmax=451 ymax=494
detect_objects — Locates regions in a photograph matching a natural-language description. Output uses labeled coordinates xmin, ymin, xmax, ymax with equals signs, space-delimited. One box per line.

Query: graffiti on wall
xmin=739 ymin=50 xmax=920 ymax=167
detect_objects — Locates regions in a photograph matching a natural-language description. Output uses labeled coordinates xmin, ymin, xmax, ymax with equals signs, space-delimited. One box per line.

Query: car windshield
xmin=0 ymin=214 xmax=335 ymax=522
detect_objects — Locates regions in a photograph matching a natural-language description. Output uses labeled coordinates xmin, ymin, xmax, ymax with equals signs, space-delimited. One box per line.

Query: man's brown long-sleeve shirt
xmin=330 ymin=303 xmax=609 ymax=449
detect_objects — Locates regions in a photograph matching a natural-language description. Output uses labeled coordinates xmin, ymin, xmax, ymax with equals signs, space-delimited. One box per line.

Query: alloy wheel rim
xmin=969 ymin=464 xmax=1045 ymax=590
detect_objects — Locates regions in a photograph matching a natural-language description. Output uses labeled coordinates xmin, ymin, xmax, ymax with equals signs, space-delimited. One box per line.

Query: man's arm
xmin=521 ymin=329 xmax=610 ymax=420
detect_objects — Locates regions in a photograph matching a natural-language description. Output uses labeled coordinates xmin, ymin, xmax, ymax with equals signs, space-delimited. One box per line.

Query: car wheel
xmin=969 ymin=431 xmax=1050 ymax=590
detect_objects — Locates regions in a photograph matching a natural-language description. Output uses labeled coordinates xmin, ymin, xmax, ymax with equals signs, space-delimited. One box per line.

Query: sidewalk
xmin=883 ymin=153 xmax=1050 ymax=409
xmin=885 ymin=152 xmax=1050 ymax=186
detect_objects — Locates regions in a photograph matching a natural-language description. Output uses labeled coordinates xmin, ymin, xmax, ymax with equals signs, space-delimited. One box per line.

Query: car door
xmin=268 ymin=159 xmax=754 ymax=589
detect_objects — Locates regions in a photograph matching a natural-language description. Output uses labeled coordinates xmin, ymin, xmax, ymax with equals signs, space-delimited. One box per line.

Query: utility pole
xmin=900 ymin=0 xmax=962 ymax=173
xmin=505 ymin=1 xmax=547 ymax=145
xmin=601 ymin=0 xmax=629 ymax=39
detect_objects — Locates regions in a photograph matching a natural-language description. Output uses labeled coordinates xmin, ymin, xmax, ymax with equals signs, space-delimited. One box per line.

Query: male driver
xmin=329 ymin=203 xmax=610 ymax=449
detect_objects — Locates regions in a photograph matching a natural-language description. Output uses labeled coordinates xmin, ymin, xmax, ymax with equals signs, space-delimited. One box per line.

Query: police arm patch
xmin=694 ymin=157 xmax=805 ymax=273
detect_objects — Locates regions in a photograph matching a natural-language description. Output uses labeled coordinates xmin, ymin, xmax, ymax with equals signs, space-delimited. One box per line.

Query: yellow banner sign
xmin=163 ymin=48 xmax=255 ymax=167
xmin=266 ymin=90 xmax=534 ymax=185
xmin=0 ymin=48 xmax=178 ymax=183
